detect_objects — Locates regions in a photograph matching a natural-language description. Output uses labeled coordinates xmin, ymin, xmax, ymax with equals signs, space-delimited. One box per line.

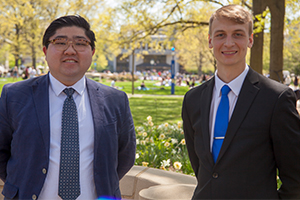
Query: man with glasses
xmin=0 ymin=15 xmax=136 ymax=200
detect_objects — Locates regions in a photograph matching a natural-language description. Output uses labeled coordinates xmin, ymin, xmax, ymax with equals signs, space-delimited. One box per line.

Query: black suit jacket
xmin=182 ymin=68 xmax=300 ymax=199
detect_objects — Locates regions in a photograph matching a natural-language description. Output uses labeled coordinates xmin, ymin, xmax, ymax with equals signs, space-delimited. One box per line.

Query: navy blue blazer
xmin=0 ymin=74 xmax=136 ymax=199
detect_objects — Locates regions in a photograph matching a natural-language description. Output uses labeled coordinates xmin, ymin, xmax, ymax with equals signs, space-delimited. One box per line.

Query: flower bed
xmin=135 ymin=116 xmax=194 ymax=175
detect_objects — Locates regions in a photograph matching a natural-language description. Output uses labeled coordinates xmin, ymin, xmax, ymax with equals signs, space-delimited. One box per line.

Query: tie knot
xmin=221 ymin=85 xmax=231 ymax=96
xmin=63 ymin=88 xmax=75 ymax=98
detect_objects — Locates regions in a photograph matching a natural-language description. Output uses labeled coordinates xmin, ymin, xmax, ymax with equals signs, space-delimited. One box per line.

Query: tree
xmin=250 ymin=0 xmax=267 ymax=75
xmin=0 ymin=0 xmax=29 ymax=67
xmin=175 ymin=5 xmax=215 ymax=75
xmin=106 ymin=0 xmax=294 ymax=84
xmin=283 ymin=2 xmax=300 ymax=76
xmin=268 ymin=0 xmax=285 ymax=82
xmin=103 ymin=0 xmax=220 ymax=76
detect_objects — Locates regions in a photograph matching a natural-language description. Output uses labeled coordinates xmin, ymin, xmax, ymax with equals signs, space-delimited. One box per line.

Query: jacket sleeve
xmin=182 ymin=94 xmax=199 ymax=176
xmin=0 ymin=84 xmax=13 ymax=182
xmin=271 ymin=87 xmax=300 ymax=198
xmin=117 ymin=92 xmax=136 ymax=179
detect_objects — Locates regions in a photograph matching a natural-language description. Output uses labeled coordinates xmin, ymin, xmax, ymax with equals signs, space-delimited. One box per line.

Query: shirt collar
xmin=215 ymin=64 xmax=249 ymax=97
xmin=49 ymin=73 xmax=86 ymax=96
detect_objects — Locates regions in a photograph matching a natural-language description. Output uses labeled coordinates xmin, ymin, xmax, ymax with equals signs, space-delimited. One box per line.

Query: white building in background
xmin=111 ymin=35 xmax=181 ymax=74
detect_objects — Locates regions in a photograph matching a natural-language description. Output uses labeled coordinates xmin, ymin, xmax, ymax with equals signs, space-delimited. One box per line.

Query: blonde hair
xmin=209 ymin=4 xmax=253 ymax=35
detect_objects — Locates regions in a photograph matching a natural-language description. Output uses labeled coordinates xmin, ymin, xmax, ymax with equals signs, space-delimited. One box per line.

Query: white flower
xmin=136 ymin=153 xmax=140 ymax=159
xmin=177 ymin=121 xmax=182 ymax=129
xmin=173 ymin=161 xmax=182 ymax=170
xmin=161 ymin=159 xmax=171 ymax=167
xmin=180 ymin=139 xmax=186 ymax=145
xmin=159 ymin=134 xmax=166 ymax=140
xmin=147 ymin=116 xmax=152 ymax=122
xmin=142 ymin=132 xmax=148 ymax=137
xmin=164 ymin=142 xmax=170 ymax=147
xmin=149 ymin=137 xmax=154 ymax=143
xmin=171 ymin=138 xmax=178 ymax=144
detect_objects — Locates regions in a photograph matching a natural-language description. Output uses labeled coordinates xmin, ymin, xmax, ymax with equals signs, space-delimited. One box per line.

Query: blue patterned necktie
xmin=212 ymin=85 xmax=231 ymax=163
xmin=59 ymin=88 xmax=80 ymax=200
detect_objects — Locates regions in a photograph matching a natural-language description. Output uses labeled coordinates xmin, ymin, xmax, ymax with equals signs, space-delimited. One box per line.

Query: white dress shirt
xmin=209 ymin=65 xmax=249 ymax=152
xmin=39 ymin=73 xmax=97 ymax=200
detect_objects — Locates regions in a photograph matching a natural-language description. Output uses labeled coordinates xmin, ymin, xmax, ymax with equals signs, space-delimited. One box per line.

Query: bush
xmin=135 ymin=116 xmax=194 ymax=176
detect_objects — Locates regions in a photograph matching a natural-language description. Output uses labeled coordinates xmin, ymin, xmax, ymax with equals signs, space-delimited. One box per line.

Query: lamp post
xmin=150 ymin=59 xmax=155 ymax=72
xmin=171 ymin=47 xmax=175 ymax=95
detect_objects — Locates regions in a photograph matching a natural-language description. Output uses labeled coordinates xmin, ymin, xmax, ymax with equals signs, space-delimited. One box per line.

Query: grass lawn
xmin=99 ymin=79 xmax=190 ymax=96
xmin=129 ymin=96 xmax=183 ymax=126
xmin=0 ymin=77 xmax=187 ymax=126
xmin=99 ymin=79 xmax=187 ymax=126
xmin=0 ymin=77 xmax=23 ymax=93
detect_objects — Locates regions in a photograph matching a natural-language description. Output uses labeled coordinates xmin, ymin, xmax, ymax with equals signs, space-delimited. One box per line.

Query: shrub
xmin=135 ymin=116 xmax=194 ymax=175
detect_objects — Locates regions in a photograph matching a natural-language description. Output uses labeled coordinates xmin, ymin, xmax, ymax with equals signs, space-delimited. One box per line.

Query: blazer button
xmin=212 ymin=173 xmax=219 ymax=178
xmin=42 ymin=168 xmax=47 ymax=174
xmin=32 ymin=194 xmax=37 ymax=200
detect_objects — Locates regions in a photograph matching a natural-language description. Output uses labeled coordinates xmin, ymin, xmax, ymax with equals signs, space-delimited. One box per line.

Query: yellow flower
xmin=160 ymin=166 xmax=166 ymax=170
xmin=164 ymin=123 xmax=169 ymax=127
xmin=142 ymin=132 xmax=148 ymax=137
xmin=141 ymin=140 xmax=146 ymax=145
xmin=142 ymin=162 xmax=149 ymax=167
xmin=177 ymin=121 xmax=182 ymax=129
xmin=180 ymin=139 xmax=186 ymax=145
xmin=149 ymin=122 xmax=154 ymax=127
xmin=164 ymin=142 xmax=170 ymax=147
xmin=173 ymin=161 xmax=182 ymax=170
xmin=159 ymin=134 xmax=166 ymax=140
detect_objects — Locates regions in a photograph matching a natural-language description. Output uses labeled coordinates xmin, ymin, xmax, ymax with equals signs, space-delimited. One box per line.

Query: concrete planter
xmin=120 ymin=165 xmax=196 ymax=199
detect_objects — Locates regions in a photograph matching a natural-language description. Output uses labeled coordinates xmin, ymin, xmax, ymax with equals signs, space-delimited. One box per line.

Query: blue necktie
xmin=59 ymin=88 xmax=81 ymax=200
xmin=212 ymin=85 xmax=231 ymax=163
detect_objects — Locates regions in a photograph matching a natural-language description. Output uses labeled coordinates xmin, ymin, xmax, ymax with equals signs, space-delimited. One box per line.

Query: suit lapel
xmin=32 ymin=74 xmax=50 ymax=157
xmin=200 ymin=78 xmax=215 ymax=167
xmin=86 ymin=78 xmax=104 ymax=133
xmin=216 ymin=68 xmax=260 ymax=163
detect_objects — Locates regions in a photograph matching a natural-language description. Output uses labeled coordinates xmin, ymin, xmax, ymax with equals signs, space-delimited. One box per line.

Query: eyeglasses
xmin=47 ymin=37 xmax=91 ymax=52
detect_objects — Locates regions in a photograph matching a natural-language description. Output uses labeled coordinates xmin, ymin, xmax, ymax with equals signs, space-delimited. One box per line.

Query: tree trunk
xmin=197 ymin=51 xmax=203 ymax=76
xmin=250 ymin=0 xmax=266 ymax=74
xmin=14 ymin=56 xmax=19 ymax=67
xmin=14 ymin=24 xmax=21 ymax=67
xmin=268 ymin=0 xmax=285 ymax=82
xmin=32 ymin=45 xmax=36 ymax=68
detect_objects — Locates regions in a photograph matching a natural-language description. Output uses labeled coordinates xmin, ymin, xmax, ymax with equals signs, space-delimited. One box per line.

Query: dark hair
xmin=42 ymin=15 xmax=96 ymax=50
